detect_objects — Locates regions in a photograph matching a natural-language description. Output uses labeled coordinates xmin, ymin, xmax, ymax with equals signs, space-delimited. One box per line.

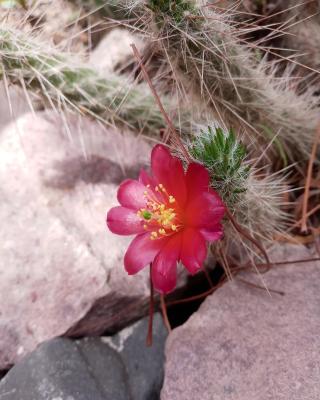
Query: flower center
xmin=137 ymin=183 xmax=182 ymax=240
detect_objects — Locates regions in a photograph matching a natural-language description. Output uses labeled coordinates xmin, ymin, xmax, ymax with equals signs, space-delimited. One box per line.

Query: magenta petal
xmin=124 ymin=233 xmax=166 ymax=275
xmin=186 ymin=163 xmax=210 ymax=198
xmin=200 ymin=224 xmax=223 ymax=242
xmin=186 ymin=191 xmax=225 ymax=228
xmin=151 ymin=234 xmax=182 ymax=293
xmin=151 ymin=145 xmax=172 ymax=181
xmin=117 ymin=179 xmax=148 ymax=211
xmin=106 ymin=206 xmax=144 ymax=236
xmin=139 ymin=169 xmax=155 ymax=187
xmin=151 ymin=145 xmax=187 ymax=205
xmin=180 ymin=228 xmax=207 ymax=275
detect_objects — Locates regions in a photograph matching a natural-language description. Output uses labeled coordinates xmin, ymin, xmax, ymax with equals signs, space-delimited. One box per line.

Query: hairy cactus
xmin=122 ymin=0 xmax=319 ymax=161
xmin=188 ymin=125 xmax=288 ymax=242
xmin=189 ymin=126 xmax=250 ymax=207
xmin=67 ymin=0 xmax=127 ymax=18
xmin=0 ymin=26 xmax=186 ymax=135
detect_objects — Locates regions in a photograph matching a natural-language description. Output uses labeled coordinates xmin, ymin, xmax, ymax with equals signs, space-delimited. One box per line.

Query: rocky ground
xmin=0 ymin=3 xmax=320 ymax=399
xmin=0 ymin=314 xmax=167 ymax=400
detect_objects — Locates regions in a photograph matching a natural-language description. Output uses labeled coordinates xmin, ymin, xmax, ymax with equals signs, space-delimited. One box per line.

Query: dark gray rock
xmin=76 ymin=338 xmax=130 ymax=400
xmin=109 ymin=313 xmax=167 ymax=400
xmin=0 ymin=338 xmax=130 ymax=400
xmin=0 ymin=314 xmax=167 ymax=400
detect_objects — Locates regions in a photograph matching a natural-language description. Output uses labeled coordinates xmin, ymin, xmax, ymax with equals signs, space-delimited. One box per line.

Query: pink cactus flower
xmin=107 ymin=144 xmax=225 ymax=293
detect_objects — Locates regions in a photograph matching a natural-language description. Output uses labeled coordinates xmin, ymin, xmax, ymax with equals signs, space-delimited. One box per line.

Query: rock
xmin=0 ymin=338 xmax=130 ymax=400
xmin=0 ymin=314 xmax=167 ymax=400
xmin=107 ymin=313 xmax=167 ymax=400
xmin=89 ymin=28 xmax=144 ymax=75
xmin=0 ymin=83 xmax=30 ymax=132
xmin=0 ymin=111 xmax=152 ymax=368
xmin=161 ymin=244 xmax=320 ymax=400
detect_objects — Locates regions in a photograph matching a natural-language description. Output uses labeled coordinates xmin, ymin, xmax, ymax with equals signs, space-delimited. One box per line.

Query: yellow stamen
xmin=137 ymin=183 xmax=182 ymax=239
xmin=150 ymin=231 xmax=158 ymax=240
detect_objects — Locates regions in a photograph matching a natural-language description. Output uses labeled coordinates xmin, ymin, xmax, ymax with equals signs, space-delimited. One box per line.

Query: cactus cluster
xmin=1 ymin=0 xmax=309 ymax=246
xmin=188 ymin=126 xmax=288 ymax=242
xmin=129 ymin=0 xmax=319 ymax=161
xmin=0 ymin=26 xmax=183 ymax=134
xmin=189 ymin=126 xmax=250 ymax=208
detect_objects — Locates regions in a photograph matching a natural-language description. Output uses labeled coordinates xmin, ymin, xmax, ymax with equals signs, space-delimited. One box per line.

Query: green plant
xmin=148 ymin=0 xmax=196 ymax=24
xmin=189 ymin=126 xmax=250 ymax=207
xmin=188 ymin=126 xmax=289 ymax=243
xmin=124 ymin=0 xmax=319 ymax=161
xmin=0 ymin=26 xmax=186 ymax=135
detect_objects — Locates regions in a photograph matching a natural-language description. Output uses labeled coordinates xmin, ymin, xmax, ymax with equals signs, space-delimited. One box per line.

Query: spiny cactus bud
xmin=189 ymin=126 xmax=250 ymax=208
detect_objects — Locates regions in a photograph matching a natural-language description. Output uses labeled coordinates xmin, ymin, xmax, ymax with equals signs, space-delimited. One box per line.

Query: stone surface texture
xmin=0 ymin=111 xmax=152 ymax=369
xmin=89 ymin=28 xmax=144 ymax=75
xmin=108 ymin=313 xmax=167 ymax=400
xmin=0 ymin=314 xmax=167 ymax=400
xmin=161 ymin=244 xmax=320 ymax=400
xmin=0 ymin=83 xmax=30 ymax=131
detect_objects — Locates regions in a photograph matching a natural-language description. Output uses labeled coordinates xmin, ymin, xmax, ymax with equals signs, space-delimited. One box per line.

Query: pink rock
xmin=0 ymin=83 xmax=30 ymax=131
xmin=162 ymin=244 xmax=320 ymax=400
xmin=0 ymin=112 xmax=152 ymax=368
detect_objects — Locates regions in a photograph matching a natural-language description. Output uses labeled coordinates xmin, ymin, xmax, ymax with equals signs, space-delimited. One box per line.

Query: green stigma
xmin=142 ymin=210 xmax=152 ymax=220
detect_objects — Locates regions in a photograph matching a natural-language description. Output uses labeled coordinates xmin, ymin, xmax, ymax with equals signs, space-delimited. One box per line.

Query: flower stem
xmin=160 ymin=294 xmax=171 ymax=333
xmin=146 ymin=264 xmax=154 ymax=347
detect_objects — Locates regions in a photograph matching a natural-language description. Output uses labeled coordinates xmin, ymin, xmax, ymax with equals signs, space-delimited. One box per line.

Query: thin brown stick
xmin=301 ymin=122 xmax=320 ymax=232
xmin=160 ymin=294 xmax=172 ymax=333
xmin=130 ymin=43 xmax=191 ymax=162
xmin=168 ymin=255 xmax=320 ymax=307
xmin=236 ymin=277 xmax=284 ymax=296
xmin=146 ymin=264 xmax=154 ymax=347
xmin=287 ymin=203 xmax=320 ymax=232
xmin=232 ymin=257 xmax=320 ymax=272
xmin=225 ymin=207 xmax=271 ymax=272
xmin=167 ymin=277 xmax=227 ymax=306
xmin=203 ymin=267 xmax=214 ymax=288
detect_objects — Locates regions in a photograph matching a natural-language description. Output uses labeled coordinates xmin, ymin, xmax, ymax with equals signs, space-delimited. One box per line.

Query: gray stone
xmin=106 ymin=313 xmax=167 ymax=400
xmin=0 ymin=338 xmax=130 ymax=400
xmin=0 ymin=314 xmax=167 ymax=400
xmin=0 ymin=111 xmax=152 ymax=368
xmin=161 ymin=244 xmax=320 ymax=400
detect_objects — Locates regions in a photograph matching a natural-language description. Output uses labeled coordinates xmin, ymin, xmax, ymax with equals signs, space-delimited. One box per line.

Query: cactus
xmin=67 ymin=0 xmax=127 ymax=19
xmin=122 ymin=0 xmax=319 ymax=160
xmin=0 ymin=26 xmax=186 ymax=135
xmin=188 ymin=125 xmax=288 ymax=242
xmin=189 ymin=126 xmax=250 ymax=208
